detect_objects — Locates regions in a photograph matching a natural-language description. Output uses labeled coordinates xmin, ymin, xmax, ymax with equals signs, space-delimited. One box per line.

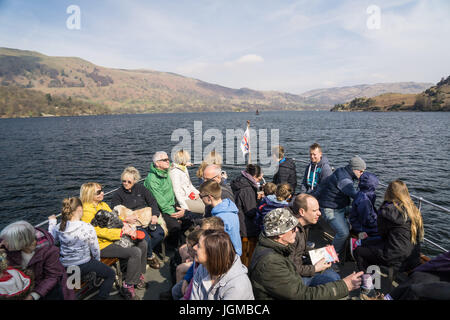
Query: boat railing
xmin=33 ymin=159 xmax=449 ymax=253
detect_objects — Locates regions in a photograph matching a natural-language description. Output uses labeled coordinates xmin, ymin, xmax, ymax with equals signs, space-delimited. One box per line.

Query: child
xmin=256 ymin=183 xmax=292 ymax=233
xmin=48 ymin=197 xmax=116 ymax=300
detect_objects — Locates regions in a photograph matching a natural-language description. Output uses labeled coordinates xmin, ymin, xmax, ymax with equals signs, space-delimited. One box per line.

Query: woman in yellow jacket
xmin=80 ymin=182 xmax=148 ymax=300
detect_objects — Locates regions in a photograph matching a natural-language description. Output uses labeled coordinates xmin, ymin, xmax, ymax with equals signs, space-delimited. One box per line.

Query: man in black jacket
xmin=272 ymin=145 xmax=297 ymax=195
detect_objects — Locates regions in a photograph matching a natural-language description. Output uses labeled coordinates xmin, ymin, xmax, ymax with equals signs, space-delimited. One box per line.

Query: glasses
xmin=158 ymin=158 xmax=170 ymax=162
xmin=122 ymin=180 xmax=133 ymax=184
xmin=95 ymin=189 xmax=104 ymax=196
xmin=199 ymin=193 xmax=210 ymax=199
xmin=204 ymin=174 xmax=219 ymax=182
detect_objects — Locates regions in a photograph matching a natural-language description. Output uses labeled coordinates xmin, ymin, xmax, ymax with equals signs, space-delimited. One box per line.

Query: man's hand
xmin=314 ymin=258 xmax=331 ymax=273
xmin=342 ymin=271 xmax=364 ymax=292
xmin=150 ymin=215 xmax=158 ymax=225
xmin=171 ymin=207 xmax=185 ymax=219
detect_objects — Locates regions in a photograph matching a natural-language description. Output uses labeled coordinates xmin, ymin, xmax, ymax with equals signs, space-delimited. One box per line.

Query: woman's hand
xmin=151 ymin=215 xmax=158 ymax=225
xmin=48 ymin=215 xmax=57 ymax=220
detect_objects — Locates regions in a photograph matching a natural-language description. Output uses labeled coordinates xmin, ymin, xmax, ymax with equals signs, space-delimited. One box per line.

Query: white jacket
xmin=48 ymin=219 xmax=100 ymax=267
xmin=169 ymin=164 xmax=199 ymax=210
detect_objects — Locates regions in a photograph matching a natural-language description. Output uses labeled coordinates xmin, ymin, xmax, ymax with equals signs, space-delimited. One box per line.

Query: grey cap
xmin=349 ymin=155 xmax=366 ymax=171
xmin=263 ymin=208 xmax=298 ymax=237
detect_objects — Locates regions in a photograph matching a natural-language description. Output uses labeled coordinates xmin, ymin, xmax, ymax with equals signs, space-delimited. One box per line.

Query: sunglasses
xmin=158 ymin=158 xmax=170 ymax=162
xmin=95 ymin=189 xmax=104 ymax=195
xmin=122 ymin=180 xmax=133 ymax=184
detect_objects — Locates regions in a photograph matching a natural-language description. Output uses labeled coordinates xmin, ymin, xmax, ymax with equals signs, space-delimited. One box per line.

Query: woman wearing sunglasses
xmin=80 ymin=182 xmax=148 ymax=300
xmin=111 ymin=166 xmax=166 ymax=269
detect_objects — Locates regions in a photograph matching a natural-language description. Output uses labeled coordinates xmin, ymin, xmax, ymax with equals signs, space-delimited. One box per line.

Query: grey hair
xmin=153 ymin=151 xmax=168 ymax=165
xmin=121 ymin=166 xmax=141 ymax=182
xmin=204 ymin=164 xmax=222 ymax=177
xmin=0 ymin=220 xmax=36 ymax=251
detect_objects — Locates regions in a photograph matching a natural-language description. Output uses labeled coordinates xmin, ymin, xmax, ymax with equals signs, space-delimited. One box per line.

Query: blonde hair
xmin=121 ymin=166 xmax=141 ymax=182
xmin=80 ymin=182 xmax=102 ymax=204
xmin=172 ymin=149 xmax=191 ymax=166
xmin=60 ymin=197 xmax=83 ymax=231
xmin=272 ymin=145 xmax=285 ymax=160
xmin=196 ymin=151 xmax=223 ymax=178
xmin=384 ymin=180 xmax=424 ymax=245
xmin=276 ymin=183 xmax=293 ymax=201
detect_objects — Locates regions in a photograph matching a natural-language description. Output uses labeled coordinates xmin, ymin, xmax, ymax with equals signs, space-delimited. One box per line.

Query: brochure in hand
xmin=308 ymin=245 xmax=339 ymax=265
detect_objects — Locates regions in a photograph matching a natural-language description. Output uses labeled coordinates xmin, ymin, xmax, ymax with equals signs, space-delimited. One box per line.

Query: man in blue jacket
xmin=198 ymin=180 xmax=242 ymax=256
xmin=318 ymin=155 xmax=366 ymax=262
xmin=300 ymin=143 xmax=333 ymax=198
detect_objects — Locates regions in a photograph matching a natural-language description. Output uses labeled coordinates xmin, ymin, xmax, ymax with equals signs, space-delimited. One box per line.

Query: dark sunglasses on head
xmin=95 ymin=189 xmax=104 ymax=195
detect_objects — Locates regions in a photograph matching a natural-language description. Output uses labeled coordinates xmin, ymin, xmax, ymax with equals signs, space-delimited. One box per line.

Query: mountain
xmin=299 ymin=82 xmax=433 ymax=106
xmin=0 ymin=47 xmax=317 ymax=117
xmin=330 ymin=76 xmax=450 ymax=112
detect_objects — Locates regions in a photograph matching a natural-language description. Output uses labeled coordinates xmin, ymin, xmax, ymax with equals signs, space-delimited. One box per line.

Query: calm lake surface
xmin=0 ymin=111 xmax=448 ymax=257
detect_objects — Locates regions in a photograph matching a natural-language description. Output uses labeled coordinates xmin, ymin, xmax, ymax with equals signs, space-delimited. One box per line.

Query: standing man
xmin=272 ymin=145 xmax=297 ymax=195
xmin=300 ymin=143 xmax=333 ymax=198
xmin=249 ymin=207 xmax=363 ymax=300
xmin=289 ymin=194 xmax=341 ymax=285
xmin=318 ymin=155 xmax=366 ymax=263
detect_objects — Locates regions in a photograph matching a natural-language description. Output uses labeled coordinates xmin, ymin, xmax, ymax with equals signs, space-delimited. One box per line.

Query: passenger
xmin=354 ymin=180 xmax=424 ymax=277
xmin=300 ymin=143 xmax=333 ymax=198
xmin=0 ymin=249 xmax=34 ymax=300
xmin=48 ymin=197 xmax=115 ymax=300
xmin=249 ymin=208 xmax=363 ymax=300
xmin=200 ymin=216 xmax=225 ymax=231
xmin=198 ymin=180 xmax=242 ymax=256
xmin=169 ymin=149 xmax=205 ymax=214
xmin=190 ymin=230 xmax=254 ymax=300
xmin=262 ymin=182 xmax=277 ymax=197
xmin=272 ymin=145 xmax=297 ymax=195
xmin=111 ymin=166 xmax=165 ymax=269
xmin=0 ymin=220 xmax=75 ymax=300
xmin=230 ymin=164 xmax=264 ymax=267
xmin=196 ymin=150 xmax=228 ymax=184
xmin=256 ymin=183 xmax=292 ymax=233
xmin=171 ymin=227 xmax=202 ymax=300
xmin=348 ymin=171 xmax=381 ymax=256
xmin=289 ymin=194 xmax=341 ymax=285
xmin=80 ymin=182 xmax=148 ymax=300
xmin=318 ymin=155 xmax=366 ymax=263
xmin=144 ymin=151 xmax=199 ymax=248
xmin=203 ymin=164 xmax=235 ymax=217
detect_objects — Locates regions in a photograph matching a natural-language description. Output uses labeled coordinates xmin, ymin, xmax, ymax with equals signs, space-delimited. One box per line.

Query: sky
xmin=0 ymin=0 xmax=449 ymax=94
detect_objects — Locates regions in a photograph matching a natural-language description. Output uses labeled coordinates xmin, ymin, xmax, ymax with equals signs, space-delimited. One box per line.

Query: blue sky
xmin=0 ymin=0 xmax=449 ymax=93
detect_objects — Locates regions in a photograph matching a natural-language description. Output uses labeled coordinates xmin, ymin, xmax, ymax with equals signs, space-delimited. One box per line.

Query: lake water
xmin=0 ymin=111 xmax=448 ymax=257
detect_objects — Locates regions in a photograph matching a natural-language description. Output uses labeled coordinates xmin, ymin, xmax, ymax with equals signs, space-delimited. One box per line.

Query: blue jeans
xmin=138 ymin=224 xmax=165 ymax=258
xmin=322 ymin=207 xmax=350 ymax=258
xmin=302 ymin=269 xmax=341 ymax=287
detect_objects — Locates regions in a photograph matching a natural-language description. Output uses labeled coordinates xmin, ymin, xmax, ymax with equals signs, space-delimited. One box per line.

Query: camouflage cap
xmin=263 ymin=207 xmax=298 ymax=237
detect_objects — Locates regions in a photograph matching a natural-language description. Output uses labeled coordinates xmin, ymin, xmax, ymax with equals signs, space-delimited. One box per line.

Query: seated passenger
xmin=111 ymin=166 xmax=165 ymax=269
xmin=144 ymin=151 xmax=200 ymax=248
xmin=190 ymin=230 xmax=254 ymax=300
xmin=80 ymin=182 xmax=148 ymax=300
xmin=249 ymin=208 xmax=363 ymax=300
xmin=262 ymin=182 xmax=277 ymax=197
xmin=256 ymin=183 xmax=292 ymax=233
xmin=196 ymin=150 xmax=228 ymax=184
xmin=169 ymin=149 xmax=205 ymax=214
xmin=289 ymin=194 xmax=341 ymax=285
xmin=0 ymin=220 xmax=75 ymax=300
xmin=202 ymin=164 xmax=235 ymax=217
xmin=199 ymin=180 xmax=242 ymax=256
xmin=48 ymin=197 xmax=115 ymax=300
xmin=272 ymin=145 xmax=297 ymax=196
xmin=354 ymin=180 xmax=424 ymax=280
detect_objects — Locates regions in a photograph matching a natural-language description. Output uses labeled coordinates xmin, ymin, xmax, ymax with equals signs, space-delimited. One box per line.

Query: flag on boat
xmin=240 ymin=126 xmax=250 ymax=157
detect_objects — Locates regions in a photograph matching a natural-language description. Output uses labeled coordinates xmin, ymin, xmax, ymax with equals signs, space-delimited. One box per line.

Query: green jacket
xmin=144 ymin=163 xmax=176 ymax=214
xmin=249 ymin=234 xmax=349 ymax=300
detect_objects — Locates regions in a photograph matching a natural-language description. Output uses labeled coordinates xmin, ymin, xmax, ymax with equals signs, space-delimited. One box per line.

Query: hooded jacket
xmin=301 ymin=155 xmax=333 ymax=198
xmin=230 ymin=171 xmax=260 ymax=238
xmin=4 ymin=228 xmax=75 ymax=300
xmin=249 ymin=234 xmax=348 ymax=300
xmin=211 ymin=198 xmax=242 ymax=256
xmin=190 ymin=254 xmax=254 ymax=300
xmin=348 ymin=171 xmax=379 ymax=236
xmin=318 ymin=165 xmax=358 ymax=209
xmin=256 ymin=195 xmax=289 ymax=233
xmin=204 ymin=178 xmax=235 ymax=218
xmin=144 ymin=163 xmax=177 ymax=215
xmin=273 ymin=157 xmax=297 ymax=194
xmin=374 ymin=201 xmax=421 ymax=270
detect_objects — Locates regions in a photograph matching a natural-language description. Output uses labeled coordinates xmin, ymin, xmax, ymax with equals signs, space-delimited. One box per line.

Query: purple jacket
xmin=414 ymin=250 xmax=450 ymax=281
xmin=4 ymin=227 xmax=75 ymax=300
